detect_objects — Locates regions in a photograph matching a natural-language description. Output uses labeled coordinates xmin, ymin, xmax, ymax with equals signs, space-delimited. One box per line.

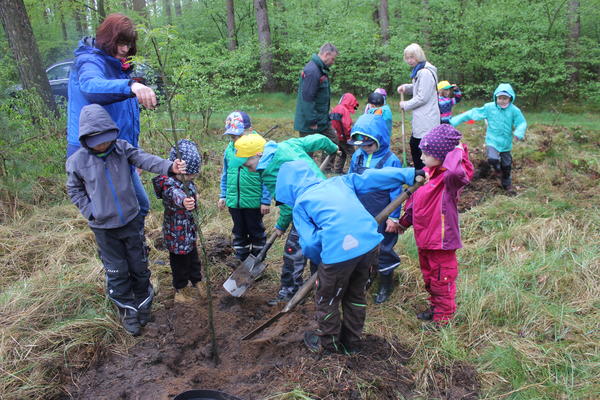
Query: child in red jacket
xmin=329 ymin=93 xmax=358 ymax=173
xmin=398 ymin=124 xmax=474 ymax=324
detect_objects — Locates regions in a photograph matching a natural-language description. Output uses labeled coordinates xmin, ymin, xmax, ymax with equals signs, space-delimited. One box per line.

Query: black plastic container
xmin=174 ymin=389 xmax=243 ymax=400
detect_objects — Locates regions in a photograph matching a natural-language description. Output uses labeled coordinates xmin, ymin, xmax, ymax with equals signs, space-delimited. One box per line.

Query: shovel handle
xmin=282 ymin=272 xmax=318 ymax=313
xmin=319 ymin=154 xmax=332 ymax=171
xmin=254 ymin=231 xmax=278 ymax=263
xmin=374 ymin=175 xmax=425 ymax=224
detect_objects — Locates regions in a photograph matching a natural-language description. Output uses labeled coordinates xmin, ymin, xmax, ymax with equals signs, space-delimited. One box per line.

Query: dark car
xmin=8 ymin=59 xmax=163 ymax=103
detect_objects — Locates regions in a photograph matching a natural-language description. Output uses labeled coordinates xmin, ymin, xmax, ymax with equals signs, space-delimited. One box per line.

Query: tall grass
xmin=0 ymin=93 xmax=599 ymax=399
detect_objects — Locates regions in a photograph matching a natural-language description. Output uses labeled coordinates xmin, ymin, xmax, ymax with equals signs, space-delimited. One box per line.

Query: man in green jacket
xmin=294 ymin=43 xmax=339 ymax=170
xmin=235 ymin=133 xmax=339 ymax=305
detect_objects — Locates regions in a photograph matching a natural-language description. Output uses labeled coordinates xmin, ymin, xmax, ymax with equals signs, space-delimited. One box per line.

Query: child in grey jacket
xmin=66 ymin=104 xmax=186 ymax=336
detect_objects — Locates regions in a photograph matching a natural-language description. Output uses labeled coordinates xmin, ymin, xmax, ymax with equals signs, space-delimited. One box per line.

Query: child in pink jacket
xmin=398 ymin=124 xmax=474 ymax=323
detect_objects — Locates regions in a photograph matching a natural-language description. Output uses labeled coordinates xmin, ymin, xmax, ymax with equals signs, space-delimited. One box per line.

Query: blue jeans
xmin=66 ymin=144 xmax=149 ymax=216
xmin=131 ymin=166 xmax=150 ymax=217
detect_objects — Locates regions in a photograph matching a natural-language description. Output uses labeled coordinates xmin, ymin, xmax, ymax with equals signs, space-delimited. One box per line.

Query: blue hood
xmin=350 ymin=114 xmax=390 ymax=157
xmin=493 ymin=83 xmax=517 ymax=104
xmin=275 ymin=160 xmax=323 ymax=207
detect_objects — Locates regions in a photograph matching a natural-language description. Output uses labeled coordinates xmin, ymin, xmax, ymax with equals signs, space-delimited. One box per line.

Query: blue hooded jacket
xmin=348 ymin=114 xmax=403 ymax=219
xmin=275 ymin=160 xmax=415 ymax=265
xmin=67 ymin=37 xmax=140 ymax=149
xmin=450 ymin=83 xmax=526 ymax=152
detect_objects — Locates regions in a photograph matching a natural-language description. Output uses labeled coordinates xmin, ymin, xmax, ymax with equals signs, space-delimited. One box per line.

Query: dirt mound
xmin=69 ymin=280 xmax=479 ymax=400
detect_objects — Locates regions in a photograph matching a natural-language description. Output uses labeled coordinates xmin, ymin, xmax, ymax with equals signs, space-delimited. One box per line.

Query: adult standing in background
xmin=397 ymin=43 xmax=440 ymax=170
xmin=294 ymin=43 xmax=339 ymax=170
xmin=66 ymin=13 xmax=157 ymax=217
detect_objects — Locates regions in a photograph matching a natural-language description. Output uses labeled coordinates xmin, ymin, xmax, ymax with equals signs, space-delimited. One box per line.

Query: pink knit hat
xmin=419 ymin=124 xmax=462 ymax=161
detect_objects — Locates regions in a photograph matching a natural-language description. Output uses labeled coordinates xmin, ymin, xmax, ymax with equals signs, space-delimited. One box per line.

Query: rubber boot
xmin=374 ymin=272 xmax=394 ymax=304
xmin=119 ymin=308 xmax=141 ymax=336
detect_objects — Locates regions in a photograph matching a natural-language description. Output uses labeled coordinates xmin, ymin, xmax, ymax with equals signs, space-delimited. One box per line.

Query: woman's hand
xmin=397 ymin=84 xmax=408 ymax=94
xmin=172 ymin=159 xmax=187 ymax=174
xmin=183 ymin=197 xmax=196 ymax=210
xmin=131 ymin=82 xmax=157 ymax=109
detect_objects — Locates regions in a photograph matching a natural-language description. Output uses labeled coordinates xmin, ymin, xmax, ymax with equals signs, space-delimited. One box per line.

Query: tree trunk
xmin=226 ymin=0 xmax=237 ymax=50
xmin=421 ymin=0 xmax=431 ymax=51
xmin=378 ymin=0 xmax=389 ymax=45
xmin=567 ymin=0 xmax=580 ymax=83
xmin=0 ymin=0 xmax=57 ymax=114
xmin=253 ymin=0 xmax=275 ymax=90
xmin=97 ymin=0 xmax=106 ymax=21
xmin=74 ymin=7 xmax=84 ymax=36
xmin=163 ymin=0 xmax=172 ymax=24
xmin=174 ymin=0 xmax=181 ymax=16
xmin=133 ymin=0 xmax=147 ymax=17
xmin=60 ymin=9 xmax=68 ymax=41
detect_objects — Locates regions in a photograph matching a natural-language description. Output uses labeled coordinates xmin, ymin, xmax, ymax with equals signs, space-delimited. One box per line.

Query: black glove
xmin=415 ymin=169 xmax=426 ymax=178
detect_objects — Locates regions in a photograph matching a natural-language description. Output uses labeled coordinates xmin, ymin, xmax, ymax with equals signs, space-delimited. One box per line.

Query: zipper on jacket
xmin=104 ymin=160 xmax=126 ymax=225
xmin=237 ymin=166 xmax=242 ymax=208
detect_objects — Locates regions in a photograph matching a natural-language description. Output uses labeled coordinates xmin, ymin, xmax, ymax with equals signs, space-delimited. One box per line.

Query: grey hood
xmin=78 ymin=104 xmax=120 ymax=148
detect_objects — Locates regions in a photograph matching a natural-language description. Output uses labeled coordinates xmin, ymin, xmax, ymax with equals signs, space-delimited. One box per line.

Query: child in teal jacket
xmin=450 ymin=83 xmax=526 ymax=194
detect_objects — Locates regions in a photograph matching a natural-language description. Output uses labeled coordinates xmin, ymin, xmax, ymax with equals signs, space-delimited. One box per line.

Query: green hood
xmin=493 ymin=83 xmax=516 ymax=104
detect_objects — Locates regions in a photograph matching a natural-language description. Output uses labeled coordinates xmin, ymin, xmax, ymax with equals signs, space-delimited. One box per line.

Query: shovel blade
xmin=222 ymin=255 xmax=266 ymax=297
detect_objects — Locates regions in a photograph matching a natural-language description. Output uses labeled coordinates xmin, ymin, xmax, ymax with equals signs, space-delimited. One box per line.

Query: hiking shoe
xmin=138 ymin=309 xmax=154 ymax=327
xmin=503 ymin=185 xmax=517 ymax=196
xmin=303 ymin=330 xmax=323 ymax=353
xmin=119 ymin=309 xmax=141 ymax=336
xmin=174 ymin=289 xmax=193 ymax=304
xmin=417 ymin=308 xmax=434 ymax=321
xmin=267 ymin=292 xmax=292 ymax=306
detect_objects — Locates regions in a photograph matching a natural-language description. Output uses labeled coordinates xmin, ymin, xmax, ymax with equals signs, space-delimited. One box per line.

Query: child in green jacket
xmin=451 ymin=83 xmax=526 ymax=194
xmin=217 ymin=111 xmax=271 ymax=261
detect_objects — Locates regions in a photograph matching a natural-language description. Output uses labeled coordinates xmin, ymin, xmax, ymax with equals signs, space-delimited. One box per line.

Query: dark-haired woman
xmin=66 ymin=13 xmax=156 ymax=216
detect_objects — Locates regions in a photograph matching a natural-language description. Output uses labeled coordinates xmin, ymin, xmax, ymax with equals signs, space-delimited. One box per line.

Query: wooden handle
xmin=254 ymin=231 xmax=278 ymax=263
xmin=319 ymin=154 xmax=332 ymax=171
xmin=282 ymin=272 xmax=318 ymax=313
xmin=374 ymin=175 xmax=425 ymax=224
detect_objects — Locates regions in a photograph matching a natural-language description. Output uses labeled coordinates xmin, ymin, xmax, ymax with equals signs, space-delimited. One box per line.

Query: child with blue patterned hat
xmin=218 ymin=111 xmax=271 ymax=262
xmin=153 ymin=139 xmax=203 ymax=303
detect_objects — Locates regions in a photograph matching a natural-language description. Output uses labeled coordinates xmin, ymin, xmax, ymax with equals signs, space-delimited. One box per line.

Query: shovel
xmin=241 ymin=174 xmax=425 ymax=340
xmin=223 ymin=155 xmax=333 ymax=297
xmin=222 ymin=231 xmax=278 ymax=297
xmin=400 ymin=92 xmax=408 ymax=166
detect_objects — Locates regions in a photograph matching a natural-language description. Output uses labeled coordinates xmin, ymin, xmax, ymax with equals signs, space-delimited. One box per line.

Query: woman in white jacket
xmin=397 ymin=43 xmax=440 ymax=169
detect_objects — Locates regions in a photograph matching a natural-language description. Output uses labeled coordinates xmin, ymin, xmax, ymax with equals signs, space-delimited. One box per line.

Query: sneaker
xmin=174 ymin=289 xmax=193 ymax=304
xmin=303 ymin=330 xmax=322 ymax=353
xmin=267 ymin=292 xmax=292 ymax=306
xmin=119 ymin=309 xmax=141 ymax=336
xmin=416 ymin=308 xmax=434 ymax=321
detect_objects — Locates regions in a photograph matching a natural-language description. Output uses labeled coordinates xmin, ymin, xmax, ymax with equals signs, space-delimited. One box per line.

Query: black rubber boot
xmin=138 ymin=309 xmax=153 ymax=327
xmin=417 ymin=307 xmax=434 ymax=321
xmin=374 ymin=272 xmax=394 ymax=304
xmin=119 ymin=308 xmax=141 ymax=336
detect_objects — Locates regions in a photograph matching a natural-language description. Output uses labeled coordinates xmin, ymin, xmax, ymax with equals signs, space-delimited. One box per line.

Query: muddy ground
xmin=68 ymin=235 xmax=479 ymax=400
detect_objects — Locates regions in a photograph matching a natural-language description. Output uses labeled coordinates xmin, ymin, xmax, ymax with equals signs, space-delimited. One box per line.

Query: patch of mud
xmin=69 ymin=276 xmax=480 ymax=400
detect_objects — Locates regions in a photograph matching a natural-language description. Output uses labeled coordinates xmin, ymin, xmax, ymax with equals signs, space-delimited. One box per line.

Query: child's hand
xmin=260 ymin=204 xmax=270 ymax=215
xmin=183 ymin=197 xmax=195 ymax=210
xmin=172 ymin=159 xmax=187 ymax=174
xmin=396 ymin=225 xmax=408 ymax=235
xmin=385 ymin=219 xmax=400 ymax=233
xmin=217 ymin=198 xmax=226 ymax=210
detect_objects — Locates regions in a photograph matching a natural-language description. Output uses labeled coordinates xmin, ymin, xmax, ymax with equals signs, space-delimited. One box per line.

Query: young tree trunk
xmin=253 ymin=0 xmax=275 ymax=90
xmin=163 ymin=0 xmax=172 ymax=24
xmin=60 ymin=9 xmax=68 ymax=41
xmin=273 ymin=0 xmax=287 ymax=37
xmin=0 ymin=0 xmax=57 ymax=114
xmin=174 ymin=0 xmax=181 ymax=16
xmin=567 ymin=0 xmax=580 ymax=83
xmin=133 ymin=0 xmax=147 ymax=17
xmin=74 ymin=7 xmax=84 ymax=36
xmin=226 ymin=0 xmax=237 ymax=50
xmin=378 ymin=0 xmax=389 ymax=45
xmin=97 ymin=0 xmax=106 ymax=21
xmin=421 ymin=0 xmax=431 ymax=51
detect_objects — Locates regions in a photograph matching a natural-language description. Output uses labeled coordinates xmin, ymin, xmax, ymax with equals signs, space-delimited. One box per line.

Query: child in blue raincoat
xmin=451 ymin=83 xmax=526 ymax=194
xmin=365 ymin=88 xmax=393 ymax=136
xmin=348 ymin=114 xmax=403 ymax=304
xmin=275 ymin=160 xmax=420 ymax=354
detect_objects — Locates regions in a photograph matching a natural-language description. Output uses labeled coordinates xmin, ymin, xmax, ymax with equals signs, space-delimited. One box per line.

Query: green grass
xmin=1 ymin=92 xmax=599 ymax=399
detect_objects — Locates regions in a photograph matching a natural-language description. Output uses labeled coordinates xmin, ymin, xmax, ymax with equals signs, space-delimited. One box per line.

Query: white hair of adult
xmin=403 ymin=43 xmax=427 ymax=62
